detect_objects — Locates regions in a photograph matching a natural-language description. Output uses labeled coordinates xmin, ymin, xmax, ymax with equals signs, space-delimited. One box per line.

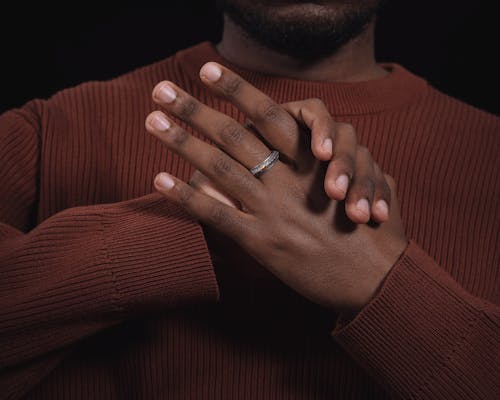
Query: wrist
xmin=350 ymin=237 xmax=409 ymax=314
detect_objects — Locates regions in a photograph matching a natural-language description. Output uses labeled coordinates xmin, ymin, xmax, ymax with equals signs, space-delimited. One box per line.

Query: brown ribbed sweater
xmin=0 ymin=42 xmax=499 ymax=400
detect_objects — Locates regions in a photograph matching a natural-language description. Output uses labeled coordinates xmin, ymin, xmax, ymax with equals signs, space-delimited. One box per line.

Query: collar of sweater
xmin=175 ymin=41 xmax=429 ymax=116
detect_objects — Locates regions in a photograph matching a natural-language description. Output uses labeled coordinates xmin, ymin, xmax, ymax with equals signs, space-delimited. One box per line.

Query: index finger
xmin=199 ymin=62 xmax=308 ymax=164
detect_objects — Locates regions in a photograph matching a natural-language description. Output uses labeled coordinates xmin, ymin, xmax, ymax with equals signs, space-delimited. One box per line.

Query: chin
xmin=220 ymin=0 xmax=385 ymax=60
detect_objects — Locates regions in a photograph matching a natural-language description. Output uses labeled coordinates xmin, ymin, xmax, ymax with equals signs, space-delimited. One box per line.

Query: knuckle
xmin=258 ymin=100 xmax=283 ymax=123
xmin=357 ymin=145 xmax=370 ymax=155
xmin=168 ymin=126 xmax=190 ymax=147
xmin=221 ymin=77 xmax=243 ymax=97
xmin=177 ymin=98 xmax=199 ymax=120
xmin=357 ymin=145 xmax=374 ymax=163
xmin=288 ymin=182 xmax=306 ymax=200
xmin=212 ymin=156 xmax=232 ymax=176
xmin=238 ymin=172 xmax=257 ymax=195
xmin=219 ymin=120 xmax=245 ymax=146
xmin=188 ymin=171 xmax=203 ymax=188
xmin=338 ymin=122 xmax=356 ymax=138
xmin=310 ymin=97 xmax=326 ymax=108
xmin=357 ymin=176 xmax=376 ymax=196
xmin=334 ymin=154 xmax=356 ymax=174
xmin=267 ymin=229 xmax=290 ymax=254
xmin=208 ymin=206 xmax=232 ymax=228
xmin=176 ymin=184 xmax=193 ymax=207
xmin=318 ymin=115 xmax=335 ymax=132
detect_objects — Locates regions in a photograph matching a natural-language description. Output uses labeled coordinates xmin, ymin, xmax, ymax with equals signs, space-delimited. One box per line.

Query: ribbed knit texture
xmin=0 ymin=42 xmax=498 ymax=399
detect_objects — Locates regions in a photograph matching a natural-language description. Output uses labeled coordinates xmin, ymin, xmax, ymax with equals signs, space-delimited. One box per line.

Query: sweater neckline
xmin=175 ymin=41 xmax=429 ymax=116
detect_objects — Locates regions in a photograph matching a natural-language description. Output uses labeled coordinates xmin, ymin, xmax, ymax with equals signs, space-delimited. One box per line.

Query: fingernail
xmin=375 ymin=200 xmax=389 ymax=218
xmin=150 ymin=114 xmax=171 ymax=131
xmin=322 ymin=138 xmax=333 ymax=156
xmin=356 ymin=198 xmax=370 ymax=217
xmin=155 ymin=173 xmax=175 ymax=190
xmin=335 ymin=174 xmax=349 ymax=194
xmin=156 ymin=84 xmax=177 ymax=103
xmin=200 ymin=62 xmax=222 ymax=82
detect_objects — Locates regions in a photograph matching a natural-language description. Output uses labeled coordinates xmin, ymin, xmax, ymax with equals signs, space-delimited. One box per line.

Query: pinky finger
xmin=370 ymin=164 xmax=392 ymax=223
xmin=154 ymin=172 xmax=250 ymax=239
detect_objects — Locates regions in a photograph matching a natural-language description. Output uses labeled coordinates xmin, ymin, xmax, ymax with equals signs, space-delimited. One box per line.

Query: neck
xmin=216 ymin=16 xmax=388 ymax=83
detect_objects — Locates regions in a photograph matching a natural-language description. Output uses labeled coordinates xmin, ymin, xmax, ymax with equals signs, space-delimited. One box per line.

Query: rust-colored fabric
xmin=1 ymin=42 xmax=498 ymax=399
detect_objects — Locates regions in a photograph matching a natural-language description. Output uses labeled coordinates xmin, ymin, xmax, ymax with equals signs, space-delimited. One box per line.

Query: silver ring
xmin=250 ymin=150 xmax=280 ymax=177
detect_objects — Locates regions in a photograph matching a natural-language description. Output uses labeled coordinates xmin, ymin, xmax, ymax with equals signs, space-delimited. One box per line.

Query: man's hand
xmin=151 ymin=62 xmax=391 ymax=225
xmin=192 ymin=96 xmax=393 ymax=225
xmin=145 ymin=62 xmax=408 ymax=313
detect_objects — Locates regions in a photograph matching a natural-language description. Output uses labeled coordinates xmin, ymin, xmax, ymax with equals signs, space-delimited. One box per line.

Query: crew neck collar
xmin=175 ymin=41 xmax=429 ymax=116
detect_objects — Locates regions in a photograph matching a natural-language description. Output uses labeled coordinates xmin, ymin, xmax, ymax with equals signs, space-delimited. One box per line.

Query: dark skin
xmin=217 ymin=1 xmax=388 ymax=82
xmin=145 ymin=1 xmax=408 ymax=313
xmin=145 ymin=62 xmax=408 ymax=313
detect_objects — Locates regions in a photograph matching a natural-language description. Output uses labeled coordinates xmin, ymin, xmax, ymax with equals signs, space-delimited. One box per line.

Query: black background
xmin=0 ymin=0 xmax=498 ymax=115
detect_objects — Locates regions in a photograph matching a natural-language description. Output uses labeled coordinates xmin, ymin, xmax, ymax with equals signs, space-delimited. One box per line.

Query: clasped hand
xmin=145 ymin=62 xmax=408 ymax=313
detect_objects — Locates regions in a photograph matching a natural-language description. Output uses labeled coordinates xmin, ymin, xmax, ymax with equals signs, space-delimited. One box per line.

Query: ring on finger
xmin=250 ymin=150 xmax=280 ymax=177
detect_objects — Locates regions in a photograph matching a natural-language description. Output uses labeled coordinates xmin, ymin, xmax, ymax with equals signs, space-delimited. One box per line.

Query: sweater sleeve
xmin=332 ymin=240 xmax=500 ymax=399
xmin=0 ymin=106 xmax=219 ymax=397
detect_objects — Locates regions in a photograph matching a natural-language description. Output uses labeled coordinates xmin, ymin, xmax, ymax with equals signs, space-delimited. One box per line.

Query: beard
xmin=217 ymin=0 xmax=386 ymax=60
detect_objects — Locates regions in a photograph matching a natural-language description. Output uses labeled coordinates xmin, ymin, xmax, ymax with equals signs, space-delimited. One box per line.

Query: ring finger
xmin=145 ymin=111 xmax=265 ymax=210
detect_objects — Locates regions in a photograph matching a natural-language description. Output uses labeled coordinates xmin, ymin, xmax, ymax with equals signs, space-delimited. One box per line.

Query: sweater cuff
xmin=102 ymin=193 xmax=219 ymax=312
xmin=332 ymin=240 xmax=484 ymax=398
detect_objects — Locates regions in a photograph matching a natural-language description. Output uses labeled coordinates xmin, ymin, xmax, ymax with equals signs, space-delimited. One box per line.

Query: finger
xmin=370 ymin=163 xmax=391 ymax=223
xmin=283 ymin=100 xmax=358 ymax=200
xmin=281 ymin=99 xmax=335 ymax=161
xmin=154 ymin=172 xmax=252 ymax=239
xmin=198 ymin=62 xmax=307 ymax=164
xmin=382 ymin=173 xmax=406 ymax=238
xmin=145 ymin=111 xmax=264 ymax=210
xmin=323 ymin=123 xmax=357 ymax=200
xmin=345 ymin=146 xmax=375 ymax=224
xmin=384 ymin=173 xmax=401 ymax=219
xmin=152 ymin=80 xmax=270 ymax=169
xmin=189 ymin=170 xmax=240 ymax=209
